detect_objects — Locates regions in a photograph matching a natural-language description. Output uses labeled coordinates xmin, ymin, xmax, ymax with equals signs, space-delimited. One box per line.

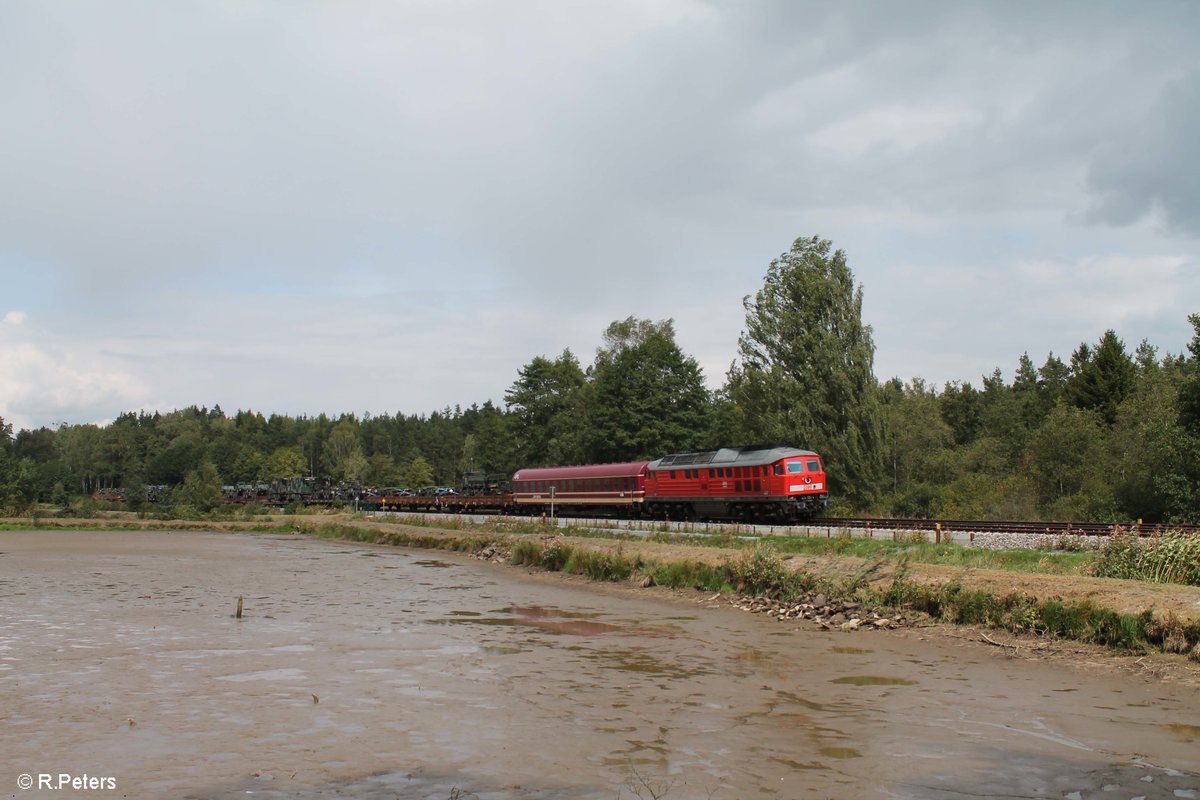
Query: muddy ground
xmin=2 ymin=528 xmax=1199 ymax=799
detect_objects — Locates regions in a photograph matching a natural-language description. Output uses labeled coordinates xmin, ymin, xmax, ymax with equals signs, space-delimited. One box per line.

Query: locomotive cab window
xmin=786 ymin=461 xmax=806 ymax=474
xmin=807 ymin=459 xmax=821 ymax=472
xmin=773 ymin=464 xmax=784 ymax=476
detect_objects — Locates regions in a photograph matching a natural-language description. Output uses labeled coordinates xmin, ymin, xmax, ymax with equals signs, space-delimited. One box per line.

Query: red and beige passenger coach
xmin=511 ymin=461 xmax=650 ymax=516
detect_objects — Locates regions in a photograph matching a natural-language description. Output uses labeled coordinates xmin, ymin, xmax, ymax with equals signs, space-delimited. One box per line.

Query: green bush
xmin=540 ymin=541 xmax=572 ymax=571
xmin=729 ymin=544 xmax=809 ymax=599
xmin=510 ymin=539 xmax=544 ymax=566
xmin=652 ymin=560 xmax=730 ymax=592
xmin=564 ymin=548 xmax=636 ymax=582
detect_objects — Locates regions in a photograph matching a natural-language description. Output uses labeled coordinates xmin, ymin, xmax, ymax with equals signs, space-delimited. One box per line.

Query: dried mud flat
xmin=2 ymin=529 xmax=1199 ymax=799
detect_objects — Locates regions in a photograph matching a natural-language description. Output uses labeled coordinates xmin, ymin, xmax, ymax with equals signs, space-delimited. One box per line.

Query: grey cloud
xmin=1084 ymin=72 xmax=1200 ymax=237
xmin=2 ymin=1 xmax=1199 ymax=427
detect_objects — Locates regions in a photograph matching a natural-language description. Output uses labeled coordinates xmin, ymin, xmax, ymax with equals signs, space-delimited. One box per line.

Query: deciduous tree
xmin=584 ymin=318 xmax=711 ymax=462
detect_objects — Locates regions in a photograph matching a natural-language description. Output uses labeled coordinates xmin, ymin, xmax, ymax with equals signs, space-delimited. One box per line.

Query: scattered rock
xmin=725 ymin=589 xmax=921 ymax=632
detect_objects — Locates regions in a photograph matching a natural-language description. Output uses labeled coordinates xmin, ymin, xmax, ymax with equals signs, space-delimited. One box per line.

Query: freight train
xmin=377 ymin=445 xmax=829 ymax=522
xmin=92 ymin=445 xmax=830 ymax=523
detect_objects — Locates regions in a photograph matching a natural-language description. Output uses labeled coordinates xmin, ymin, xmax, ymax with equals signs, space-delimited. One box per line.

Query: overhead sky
xmin=2 ymin=1 xmax=1198 ymax=432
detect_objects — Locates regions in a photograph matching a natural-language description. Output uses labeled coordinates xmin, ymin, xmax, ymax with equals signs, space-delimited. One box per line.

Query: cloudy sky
xmin=2 ymin=1 xmax=1197 ymax=432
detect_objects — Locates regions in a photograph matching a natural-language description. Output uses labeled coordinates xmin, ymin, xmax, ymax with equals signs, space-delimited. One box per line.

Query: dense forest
xmin=3 ymin=236 xmax=1198 ymax=523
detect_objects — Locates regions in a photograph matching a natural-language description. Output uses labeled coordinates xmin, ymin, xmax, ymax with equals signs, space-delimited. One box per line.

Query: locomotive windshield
xmin=786 ymin=460 xmax=806 ymax=474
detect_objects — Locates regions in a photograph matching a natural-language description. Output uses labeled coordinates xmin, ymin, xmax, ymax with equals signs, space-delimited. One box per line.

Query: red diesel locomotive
xmin=509 ymin=445 xmax=828 ymax=522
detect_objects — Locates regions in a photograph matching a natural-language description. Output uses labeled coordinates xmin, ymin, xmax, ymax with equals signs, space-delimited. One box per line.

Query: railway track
xmin=815 ymin=517 xmax=1200 ymax=537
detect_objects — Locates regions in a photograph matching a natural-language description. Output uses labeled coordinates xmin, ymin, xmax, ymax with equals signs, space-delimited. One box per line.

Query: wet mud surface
xmin=2 ymin=530 xmax=1199 ymax=799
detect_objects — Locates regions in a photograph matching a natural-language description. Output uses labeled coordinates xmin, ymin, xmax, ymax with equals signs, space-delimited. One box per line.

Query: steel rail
xmin=814 ymin=517 xmax=1200 ymax=537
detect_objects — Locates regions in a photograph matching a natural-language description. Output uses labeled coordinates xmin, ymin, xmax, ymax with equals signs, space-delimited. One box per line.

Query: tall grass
xmin=1093 ymin=529 xmax=1200 ymax=586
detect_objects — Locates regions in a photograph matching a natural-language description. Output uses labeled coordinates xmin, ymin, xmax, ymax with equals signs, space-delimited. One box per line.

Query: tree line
xmin=2 ymin=235 xmax=1198 ymax=522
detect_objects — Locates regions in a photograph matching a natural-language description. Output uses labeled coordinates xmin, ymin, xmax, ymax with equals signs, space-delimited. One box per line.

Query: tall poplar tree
xmin=728 ymin=235 xmax=883 ymax=505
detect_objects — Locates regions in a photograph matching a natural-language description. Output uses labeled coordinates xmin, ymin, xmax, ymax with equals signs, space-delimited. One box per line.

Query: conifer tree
xmin=504 ymin=350 xmax=586 ymax=466
xmin=1067 ymin=330 xmax=1136 ymax=424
